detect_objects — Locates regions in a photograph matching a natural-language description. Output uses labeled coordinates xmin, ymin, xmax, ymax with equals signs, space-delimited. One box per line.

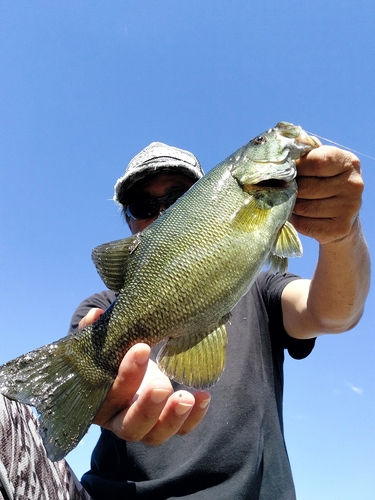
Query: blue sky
xmin=1 ymin=1 xmax=374 ymax=498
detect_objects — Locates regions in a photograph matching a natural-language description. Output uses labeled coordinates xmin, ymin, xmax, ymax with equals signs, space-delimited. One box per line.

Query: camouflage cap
xmin=114 ymin=142 xmax=204 ymax=206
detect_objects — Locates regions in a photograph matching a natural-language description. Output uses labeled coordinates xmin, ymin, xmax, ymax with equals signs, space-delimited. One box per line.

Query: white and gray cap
xmin=114 ymin=142 xmax=204 ymax=206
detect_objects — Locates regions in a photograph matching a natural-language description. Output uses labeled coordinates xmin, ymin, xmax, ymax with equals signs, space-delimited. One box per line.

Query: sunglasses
xmin=125 ymin=187 xmax=189 ymax=220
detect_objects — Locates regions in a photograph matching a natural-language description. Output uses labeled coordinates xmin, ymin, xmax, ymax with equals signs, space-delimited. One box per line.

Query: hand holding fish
xmin=80 ymin=309 xmax=211 ymax=445
xmin=292 ymin=146 xmax=363 ymax=244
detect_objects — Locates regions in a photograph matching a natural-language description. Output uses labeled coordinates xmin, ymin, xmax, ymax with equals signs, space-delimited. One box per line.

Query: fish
xmin=0 ymin=122 xmax=319 ymax=461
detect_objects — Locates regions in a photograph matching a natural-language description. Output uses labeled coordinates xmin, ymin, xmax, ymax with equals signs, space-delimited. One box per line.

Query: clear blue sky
xmin=1 ymin=2 xmax=374 ymax=498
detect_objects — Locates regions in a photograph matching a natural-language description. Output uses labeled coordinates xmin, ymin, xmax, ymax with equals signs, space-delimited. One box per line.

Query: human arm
xmin=78 ymin=308 xmax=211 ymax=445
xmin=281 ymin=146 xmax=370 ymax=339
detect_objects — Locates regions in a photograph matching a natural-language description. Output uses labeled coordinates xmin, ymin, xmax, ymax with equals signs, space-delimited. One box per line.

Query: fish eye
xmin=252 ymin=136 xmax=267 ymax=145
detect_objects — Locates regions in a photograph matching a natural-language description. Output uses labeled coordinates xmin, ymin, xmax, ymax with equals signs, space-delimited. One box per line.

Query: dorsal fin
xmin=91 ymin=234 xmax=140 ymax=291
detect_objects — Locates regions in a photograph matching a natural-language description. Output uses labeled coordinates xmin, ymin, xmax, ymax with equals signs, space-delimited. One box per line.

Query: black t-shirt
xmin=70 ymin=271 xmax=315 ymax=500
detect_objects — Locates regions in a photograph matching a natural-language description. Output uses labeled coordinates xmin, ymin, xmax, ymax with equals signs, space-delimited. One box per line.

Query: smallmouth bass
xmin=0 ymin=122 xmax=319 ymax=461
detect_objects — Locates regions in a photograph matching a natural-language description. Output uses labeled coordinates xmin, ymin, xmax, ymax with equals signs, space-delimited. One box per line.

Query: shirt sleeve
xmin=68 ymin=290 xmax=118 ymax=333
xmin=257 ymin=271 xmax=316 ymax=360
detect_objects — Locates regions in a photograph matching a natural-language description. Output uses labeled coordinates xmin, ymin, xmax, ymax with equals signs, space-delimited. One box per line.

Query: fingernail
xmin=199 ymin=398 xmax=211 ymax=410
xmin=134 ymin=347 xmax=150 ymax=366
xmin=150 ymin=388 xmax=170 ymax=404
xmin=175 ymin=402 xmax=194 ymax=416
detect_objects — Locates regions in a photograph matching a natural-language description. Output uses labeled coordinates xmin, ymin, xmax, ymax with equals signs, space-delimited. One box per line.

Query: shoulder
xmin=253 ymin=270 xmax=301 ymax=305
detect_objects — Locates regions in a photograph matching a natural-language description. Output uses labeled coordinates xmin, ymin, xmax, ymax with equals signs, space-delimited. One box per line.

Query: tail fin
xmin=0 ymin=333 xmax=114 ymax=461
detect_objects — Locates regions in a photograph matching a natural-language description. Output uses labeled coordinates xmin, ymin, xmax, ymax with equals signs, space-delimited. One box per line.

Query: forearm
xmin=307 ymin=218 xmax=370 ymax=333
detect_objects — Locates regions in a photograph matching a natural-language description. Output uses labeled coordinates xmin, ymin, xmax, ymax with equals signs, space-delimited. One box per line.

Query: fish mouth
xmin=276 ymin=122 xmax=320 ymax=148
xmin=276 ymin=122 xmax=321 ymax=155
xmin=254 ymin=179 xmax=293 ymax=189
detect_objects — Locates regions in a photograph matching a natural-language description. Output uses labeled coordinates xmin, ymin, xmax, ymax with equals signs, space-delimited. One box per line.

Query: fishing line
xmin=306 ymin=131 xmax=375 ymax=161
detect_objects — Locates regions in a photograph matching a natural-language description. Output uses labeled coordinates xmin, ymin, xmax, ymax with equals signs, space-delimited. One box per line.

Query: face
xmin=126 ymin=173 xmax=196 ymax=234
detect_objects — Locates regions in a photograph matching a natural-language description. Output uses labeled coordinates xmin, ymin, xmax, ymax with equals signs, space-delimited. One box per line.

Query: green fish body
xmin=0 ymin=122 xmax=319 ymax=460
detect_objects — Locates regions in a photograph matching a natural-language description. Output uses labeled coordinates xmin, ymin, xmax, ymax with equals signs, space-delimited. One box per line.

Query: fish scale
xmin=0 ymin=121 xmax=319 ymax=461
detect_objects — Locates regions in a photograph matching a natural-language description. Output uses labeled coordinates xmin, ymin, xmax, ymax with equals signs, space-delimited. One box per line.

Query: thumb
xmin=78 ymin=307 xmax=105 ymax=329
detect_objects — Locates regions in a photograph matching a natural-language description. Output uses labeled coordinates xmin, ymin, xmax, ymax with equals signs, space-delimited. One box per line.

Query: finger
xmin=138 ymin=389 xmax=197 ymax=446
xmin=78 ymin=308 xmax=104 ymax=329
xmin=294 ymin=195 xmax=361 ymax=221
xmin=139 ymin=390 xmax=211 ymax=445
xmin=296 ymin=146 xmax=360 ymax=177
xmin=136 ymin=358 xmax=170 ymax=395
xmin=94 ymin=343 xmax=151 ymax=426
xmin=177 ymin=390 xmax=211 ymax=436
xmin=296 ymin=174 xmax=343 ymax=200
xmin=296 ymin=169 xmax=363 ymax=201
xmin=291 ymin=213 xmax=355 ymax=243
xmin=110 ymin=377 xmax=175 ymax=442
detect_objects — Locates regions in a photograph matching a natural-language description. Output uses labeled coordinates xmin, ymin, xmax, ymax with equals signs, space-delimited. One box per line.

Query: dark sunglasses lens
xmin=127 ymin=198 xmax=159 ymax=219
xmin=127 ymin=188 xmax=189 ymax=220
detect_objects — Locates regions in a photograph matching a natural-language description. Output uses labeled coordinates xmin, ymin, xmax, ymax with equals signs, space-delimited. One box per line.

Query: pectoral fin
xmin=91 ymin=234 xmax=140 ymax=291
xmin=268 ymin=221 xmax=303 ymax=273
xmin=156 ymin=324 xmax=228 ymax=389
xmin=231 ymin=197 xmax=268 ymax=232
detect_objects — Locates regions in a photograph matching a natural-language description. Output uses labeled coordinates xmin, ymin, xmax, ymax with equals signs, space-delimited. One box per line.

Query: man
xmin=71 ymin=141 xmax=369 ymax=499
xmin=0 ymin=139 xmax=369 ymax=500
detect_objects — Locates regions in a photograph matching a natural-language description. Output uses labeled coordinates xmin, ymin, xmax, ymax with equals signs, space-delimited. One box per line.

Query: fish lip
xmin=248 ymin=165 xmax=297 ymax=186
xmin=295 ymin=129 xmax=321 ymax=149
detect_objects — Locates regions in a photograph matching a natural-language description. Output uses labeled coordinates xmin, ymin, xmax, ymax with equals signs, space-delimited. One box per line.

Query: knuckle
xmin=296 ymin=218 xmax=321 ymax=238
xmin=350 ymin=156 xmax=361 ymax=171
xmin=122 ymin=430 xmax=143 ymax=442
xmin=296 ymin=200 xmax=318 ymax=217
xmin=177 ymin=426 xmax=191 ymax=437
xmin=141 ymin=434 xmax=164 ymax=446
xmin=349 ymin=174 xmax=364 ymax=196
xmin=111 ymin=418 xmax=130 ymax=439
xmin=335 ymin=219 xmax=352 ymax=237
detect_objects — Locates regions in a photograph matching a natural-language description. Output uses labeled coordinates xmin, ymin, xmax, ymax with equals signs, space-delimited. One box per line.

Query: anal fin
xmin=156 ymin=324 xmax=228 ymax=390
